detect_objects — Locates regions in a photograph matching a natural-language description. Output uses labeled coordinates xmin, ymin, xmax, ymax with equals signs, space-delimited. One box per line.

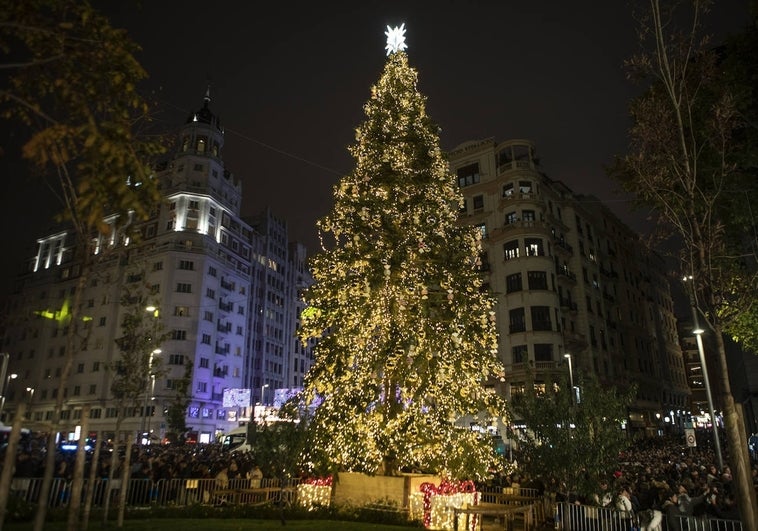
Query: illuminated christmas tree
xmin=300 ymin=25 xmax=506 ymax=480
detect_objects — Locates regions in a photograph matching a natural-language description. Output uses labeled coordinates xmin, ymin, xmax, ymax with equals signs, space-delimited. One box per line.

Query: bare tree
xmin=0 ymin=1 xmax=165 ymax=529
xmin=613 ymin=0 xmax=758 ymax=523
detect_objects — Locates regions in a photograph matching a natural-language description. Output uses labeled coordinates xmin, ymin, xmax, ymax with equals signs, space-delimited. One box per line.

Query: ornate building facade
xmin=450 ymin=138 xmax=690 ymax=433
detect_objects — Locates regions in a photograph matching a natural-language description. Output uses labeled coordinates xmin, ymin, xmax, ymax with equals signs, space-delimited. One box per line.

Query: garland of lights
xmin=417 ymin=480 xmax=478 ymax=529
xmin=297 ymin=476 xmax=333 ymax=510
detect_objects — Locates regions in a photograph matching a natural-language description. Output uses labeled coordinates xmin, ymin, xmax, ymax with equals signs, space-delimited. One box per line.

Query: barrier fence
xmin=7 ymin=478 xmax=746 ymax=531
xmin=9 ymin=476 xmax=298 ymax=509
xmin=554 ymin=502 xmax=743 ymax=531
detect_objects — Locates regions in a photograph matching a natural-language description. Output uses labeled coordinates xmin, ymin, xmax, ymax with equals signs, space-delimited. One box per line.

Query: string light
xmin=300 ymin=43 xmax=508 ymax=480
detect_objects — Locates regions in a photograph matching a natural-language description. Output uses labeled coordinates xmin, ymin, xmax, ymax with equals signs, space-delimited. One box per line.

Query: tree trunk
xmin=81 ymin=429 xmax=102 ymax=531
xmin=0 ymin=403 xmax=26 ymax=526
xmin=66 ymin=405 xmax=90 ymax=530
xmin=102 ymin=427 xmax=124 ymax=526
xmin=713 ymin=330 xmax=758 ymax=527
xmin=117 ymin=432 xmax=135 ymax=528
xmin=33 ymin=411 xmax=62 ymax=531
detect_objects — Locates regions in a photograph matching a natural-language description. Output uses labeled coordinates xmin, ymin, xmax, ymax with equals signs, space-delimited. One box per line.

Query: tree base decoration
xmin=296 ymin=476 xmax=333 ymax=510
xmin=409 ymin=480 xmax=478 ymax=530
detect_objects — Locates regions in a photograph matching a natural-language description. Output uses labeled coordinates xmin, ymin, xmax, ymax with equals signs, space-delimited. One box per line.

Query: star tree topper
xmin=385 ymin=23 xmax=407 ymax=55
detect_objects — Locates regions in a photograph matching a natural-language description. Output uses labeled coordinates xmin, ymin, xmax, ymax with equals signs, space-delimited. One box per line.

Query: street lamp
xmin=683 ymin=275 xmax=724 ymax=471
xmin=260 ymin=383 xmax=269 ymax=406
xmin=564 ymin=353 xmax=574 ymax=405
xmin=25 ymin=387 xmax=35 ymax=417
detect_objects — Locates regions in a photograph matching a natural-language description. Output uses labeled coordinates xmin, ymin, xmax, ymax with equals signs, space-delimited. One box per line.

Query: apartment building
xmin=449 ymin=138 xmax=689 ymax=433
xmin=1 ymin=92 xmax=312 ymax=443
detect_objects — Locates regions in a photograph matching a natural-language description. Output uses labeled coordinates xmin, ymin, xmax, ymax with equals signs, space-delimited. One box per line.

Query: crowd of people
xmin=9 ymin=434 xmax=265 ymax=488
xmin=5 ymin=429 xmax=758 ymax=526
xmin=486 ymin=434 xmax=757 ymax=527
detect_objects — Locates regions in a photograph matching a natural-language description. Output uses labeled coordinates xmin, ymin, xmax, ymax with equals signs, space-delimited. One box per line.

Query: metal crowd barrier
xmin=9 ymin=476 xmax=298 ymax=509
xmin=554 ymin=502 xmax=743 ymax=531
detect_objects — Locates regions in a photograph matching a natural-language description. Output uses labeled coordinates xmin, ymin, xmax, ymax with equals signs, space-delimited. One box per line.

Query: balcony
xmin=554 ymin=239 xmax=573 ymax=255
xmin=560 ymin=298 xmax=578 ymax=312
xmin=556 ymin=267 xmax=577 ymax=283
xmin=214 ymin=344 xmax=230 ymax=356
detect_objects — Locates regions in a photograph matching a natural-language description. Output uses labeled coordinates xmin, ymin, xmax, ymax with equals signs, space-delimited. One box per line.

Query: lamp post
xmin=140 ymin=347 xmax=161 ymax=444
xmin=0 ymin=373 xmax=18 ymax=420
xmin=683 ymin=275 xmax=724 ymax=471
xmin=25 ymin=387 xmax=34 ymax=419
xmin=564 ymin=353 xmax=574 ymax=405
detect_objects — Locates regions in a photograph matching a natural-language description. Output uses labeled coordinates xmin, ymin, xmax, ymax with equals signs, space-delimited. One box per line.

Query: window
xmin=92 ymin=361 xmax=100 ymax=372
xmin=534 ymin=344 xmax=553 ymax=362
xmin=197 ymin=382 xmax=207 ymax=393
xmin=525 ymin=238 xmax=544 ymax=256
xmin=176 ymin=283 xmax=192 ymax=293
xmin=201 ymin=333 xmax=211 ymax=345
xmin=73 ymin=386 xmax=81 ymax=396
xmin=512 ymin=345 xmax=528 ymax=363
xmin=506 ymin=273 xmax=522 ymax=293
xmin=475 ymin=223 xmax=487 ymax=239
xmin=456 ymin=163 xmax=480 ymax=187
xmin=519 ymin=180 xmax=533 ymax=194
xmin=89 ymin=384 xmax=96 ymax=394
xmin=169 ymin=354 xmax=184 ymax=365
xmin=206 ymin=288 xmax=216 ymax=299
xmin=505 ymin=211 xmax=517 ymax=225
xmin=98 ymin=317 xmax=106 ymax=327
xmin=531 ymin=306 xmax=552 ymax=331
xmin=472 ymin=195 xmax=484 ymax=210
xmin=188 ymin=200 xmax=200 ymax=209
xmin=208 ymin=266 xmax=217 ymax=277
xmin=527 ymin=271 xmax=548 ymax=290
xmin=152 ymin=261 xmax=163 ymax=271
xmin=509 ymin=308 xmax=526 ymax=333
xmin=171 ymin=330 xmax=187 ymax=340
xmin=503 ymin=183 xmax=514 ymax=197
xmin=522 ymin=210 xmax=535 ymax=222
xmin=174 ymin=306 xmax=189 ymax=317
xmin=504 ymin=240 xmax=520 ymax=261
xmin=199 ymin=357 xmax=210 ymax=369
xmin=77 ymin=363 xmax=84 ymax=374
xmin=204 ymin=311 xmax=214 ymax=322
xmin=196 ymin=136 xmax=207 ymax=153
xmin=178 ymin=260 xmax=194 ymax=270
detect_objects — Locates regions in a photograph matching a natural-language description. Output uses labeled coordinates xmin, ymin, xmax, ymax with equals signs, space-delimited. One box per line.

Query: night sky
xmin=0 ymin=1 xmax=752 ymax=304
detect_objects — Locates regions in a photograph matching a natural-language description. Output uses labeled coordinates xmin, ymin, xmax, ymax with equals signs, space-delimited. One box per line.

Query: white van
xmin=220 ymin=426 xmax=251 ymax=453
